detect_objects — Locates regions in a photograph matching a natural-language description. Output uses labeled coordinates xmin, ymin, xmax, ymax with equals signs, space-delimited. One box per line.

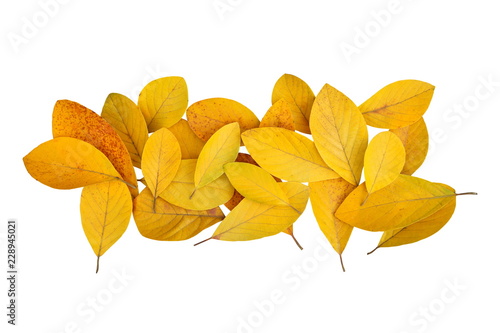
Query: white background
xmin=1 ymin=0 xmax=499 ymax=332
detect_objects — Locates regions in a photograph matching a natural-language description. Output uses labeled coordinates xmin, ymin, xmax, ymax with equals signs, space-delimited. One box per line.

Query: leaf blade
xmin=390 ymin=118 xmax=429 ymax=175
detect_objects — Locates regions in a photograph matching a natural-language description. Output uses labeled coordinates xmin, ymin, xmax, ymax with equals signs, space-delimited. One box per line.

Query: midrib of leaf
xmin=96 ymin=182 xmax=111 ymax=258
xmin=238 ymin=177 xmax=297 ymax=213
xmin=285 ymin=81 xmax=308 ymax=120
xmin=361 ymin=88 xmax=433 ymax=115
xmin=109 ymin=99 xmax=142 ymax=158
xmin=367 ymin=138 xmax=391 ymax=193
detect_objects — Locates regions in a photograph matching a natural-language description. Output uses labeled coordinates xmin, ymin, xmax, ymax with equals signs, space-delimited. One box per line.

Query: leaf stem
xmin=96 ymin=256 xmax=100 ymax=274
xmin=339 ymin=254 xmax=346 ymax=272
xmin=367 ymin=246 xmax=378 ymax=255
xmin=290 ymin=233 xmax=303 ymax=250
xmin=455 ymin=192 xmax=478 ymax=196
xmin=194 ymin=237 xmax=212 ymax=246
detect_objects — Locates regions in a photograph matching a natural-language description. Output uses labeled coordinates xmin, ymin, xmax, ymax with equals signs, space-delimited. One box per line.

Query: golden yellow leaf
xmin=23 ymin=137 xmax=131 ymax=189
xmin=133 ymin=188 xmax=224 ymax=241
xmin=194 ymin=122 xmax=240 ymax=190
xmin=260 ymin=99 xmax=295 ymax=131
xmin=101 ymin=93 xmax=149 ymax=168
xmin=160 ymin=159 xmax=234 ymax=210
xmin=138 ymin=76 xmax=188 ymax=132
xmin=310 ymin=84 xmax=368 ymax=186
xmin=224 ymin=153 xmax=261 ymax=210
xmin=80 ymin=180 xmax=132 ymax=272
xmin=52 ymin=100 xmax=138 ymax=197
xmin=335 ymin=175 xmax=456 ymax=231
xmin=364 ymin=131 xmax=406 ymax=200
xmin=142 ymin=128 xmax=182 ymax=207
xmin=309 ymin=178 xmax=356 ymax=270
xmin=241 ymin=127 xmax=339 ymax=182
xmin=359 ymin=80 xmax=435 ymax=129
xmin=168 ymin=119 xmax=205 ymax=159
xmin=369 ymin=185 xmax=456 ymax=254
xmin=390 ymin=118 xmax=429 ymax=175
xmin=223 ymin=162 xmax=289 ymax=206
xmin=200 ymin=182 xmax=309 ymax=242
xmin=272 ymin=74 xmax=315 ymax=133
xmin=186 ymin=98 xmax=259 ymax=141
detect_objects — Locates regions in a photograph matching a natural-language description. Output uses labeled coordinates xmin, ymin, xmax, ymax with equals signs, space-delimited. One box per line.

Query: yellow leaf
xmin=80 ymin=180 xmax=132 ymax=273
xmin=160 ymin=159 xmax=234 ymax=210
xmin=335 ymin=175 xmax=456 ymax=231
xmin=133 ymin=188 xmax=224 ymax=241
xmin=390 ymin=118 xmax=429 ymax=175
xmin=101 ymin=93 xmax=149 ymax=168
xmin=272 ymin=74 xmax=315 ymax=133
xmin=310 ymin=84 xmax=368 ymax=185
xmin=168 ymin=119 xmax=205 ymax=159
xmin=23 ymin=137 xmax=131 ymax=189
xmin=224 ymin=153 xmax=263 ymax=210
xmin=138 ymin=76 xmax=188 ymax=132
xmin=364 ymin=131 xmax=406 ymax=199
xmin=309 ymin=178 xmax=356 ymax=270
xmin=369 ymin=185 xmax=456 ymax=253
xmin=260 ymin=99 xmax=295 ymax=131
xmin=186 ymin=98 xmax=259 ymax=141
xmin=52 ymin=100 xmax=138 ymax=197
xmin=194 ymin=122 xmax=240 ymax=190
xmin=203 ymin=182 xmax=309 ymax=242
xmin=359 ymin=80 xmax=435 ymax=129
xmin=142 ymin=128 xmax=182 ymax=206
xmin=241 ymin=127 xmax=339 ymax=182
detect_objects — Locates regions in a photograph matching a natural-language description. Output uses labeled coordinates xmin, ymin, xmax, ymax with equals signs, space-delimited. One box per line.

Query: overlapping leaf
xmin=272 ymin=74 xmax=315 ymax=133
xmin=359 ymin=80 xmax=435 ymax=129
xmin=390 ymin=118 xmax=429 ymax=175
xmin=52 ymin=99 xmax=138 ymax=196
xmin=134 ymin=188 xmax=225 ymax=241
xmin=242 ymin=127 xmax=339 ymax=182
xmin=81 ymin=180 xmax=132 ymax=272
xmin=138 ymin=76 xmax=188 ymax=132
xmin=101 ymin=93 xmax=149 ymax=168
xmin=310 ymin=84 xmax=368 ymax=185
xmin=260 ymin=99 xmax=295 ymax=131
xmin=168 ymin=119 xmax=205 ymax=159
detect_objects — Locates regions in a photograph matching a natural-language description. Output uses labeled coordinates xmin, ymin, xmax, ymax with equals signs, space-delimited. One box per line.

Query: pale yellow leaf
xmin=160 ymin=159 xmax=234 ymax=210
xmin=241 ymin=127 xmax=339 ymax=182
xmin=310 ymin=84 xmax=368 ymax=185
xmin=187 ymin=98 xmax=259 ymax=141
xmin=370 ymin=184 xmax=456 ymax=253
xmin=390 ymin=118 xmax=429 ymax=175
xmin=359 ymin=80 xmax=435 ymax=129
xmin=23 ymin=137 xmax=129 ymax=189
xmin=80 ymin=180 xmax=132 ymax=272
xmin=133 ymin=188 xmax=224 ymax=241
xmin=364 ymin=131 xmax=406 ymax=197
xmin=309 ymin=178 xmax=356 ymax=261
xmin=138 ymin=76 xmax=188 ymax=132
xmin=207 ymin=182 xmax=309 ymax=242
xmin=336 ymin=175 xmax=456 ymax=231
xmin=272 ymin=74 xmax=315 ymax=133
xmin=168 ymin=119 xmax=205 ymax=159
xmin=52 ymin=99 xmax=138 ymax=197
xmin=194 ymin=122 xmax=240 ymax=190
xmin=260 ymin=99 xmax=295 ymax=131
xmin=142 ymin=128 xmax=182 ymax=203
xmin=223 ymin=162 xmax=289 ymax=206
xmin=101 ymin=93 xmax=149 ymax=168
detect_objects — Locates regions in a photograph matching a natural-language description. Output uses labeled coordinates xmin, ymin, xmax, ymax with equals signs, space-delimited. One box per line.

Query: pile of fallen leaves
xmin=23 ymin=74 xmax=476 ymax=272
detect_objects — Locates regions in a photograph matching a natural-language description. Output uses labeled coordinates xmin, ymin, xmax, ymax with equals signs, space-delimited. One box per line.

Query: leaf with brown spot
xmin=52 ymin=99 xmax=138 ymax=197
xmin=186 ymin=98 xmax=259 ymax=141
xmin=260 ymin=99 xmax=295 ymax=131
